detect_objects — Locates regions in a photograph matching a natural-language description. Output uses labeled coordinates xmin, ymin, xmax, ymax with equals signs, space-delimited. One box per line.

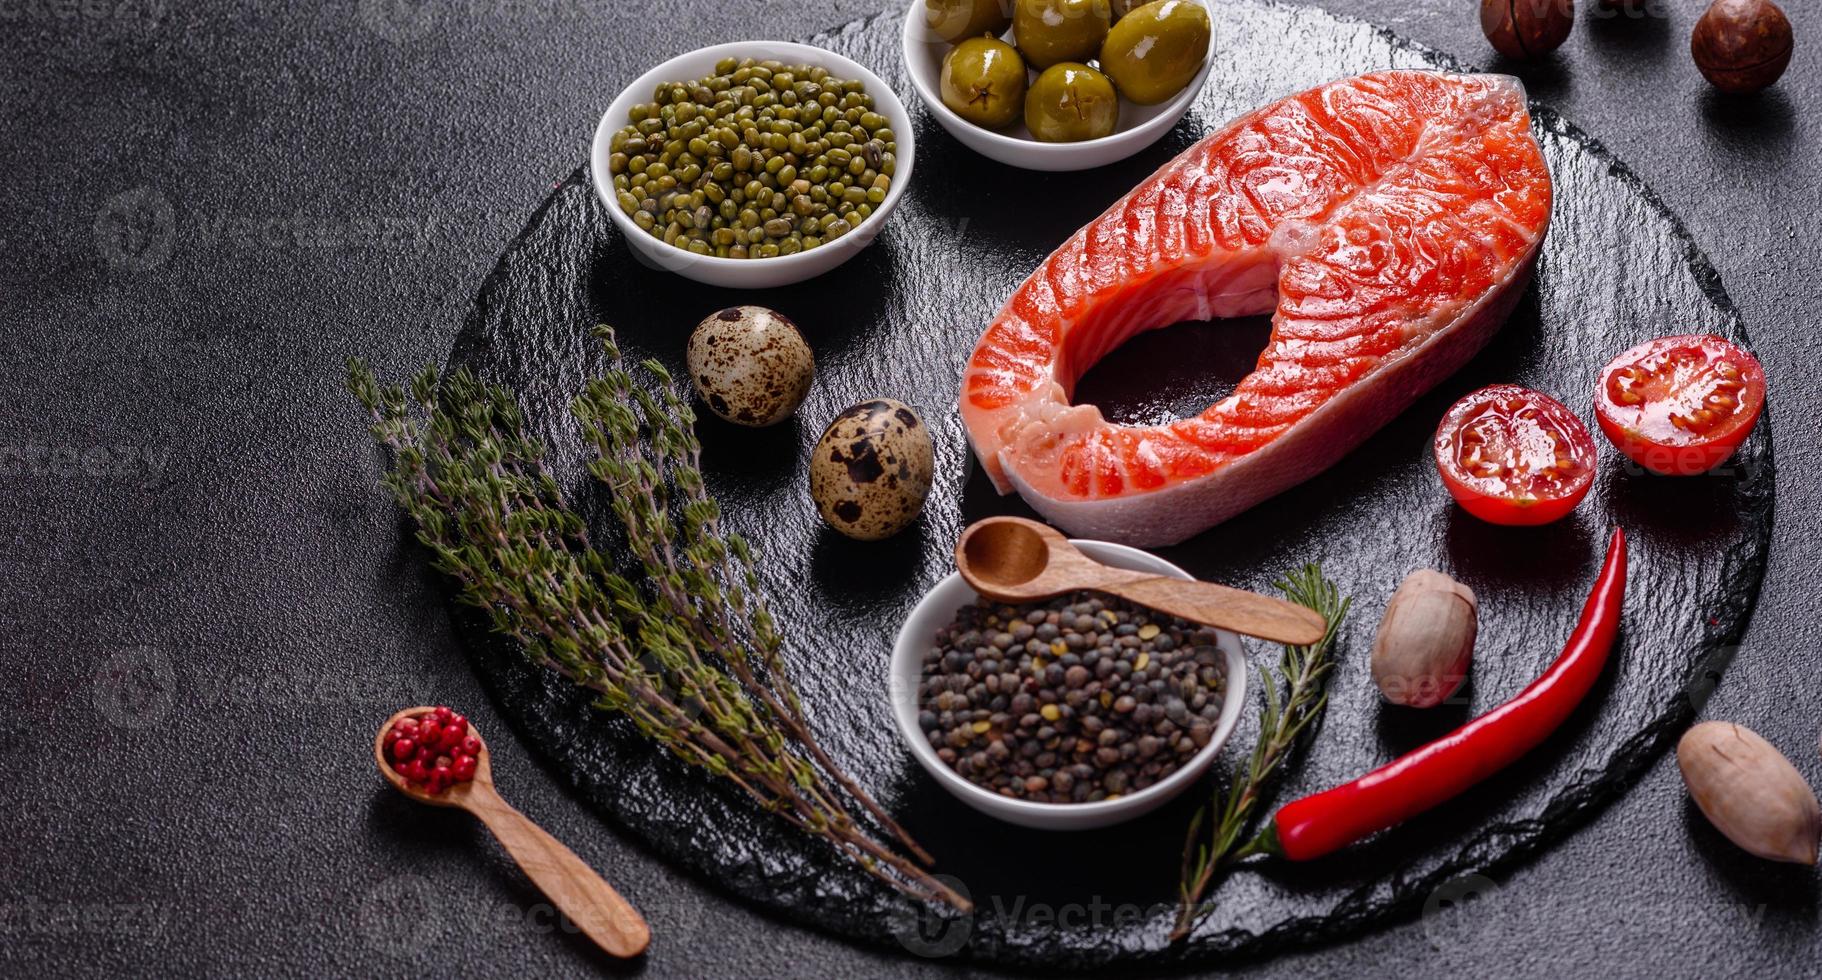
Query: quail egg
xmin=686 ymin=306 xmax=815 ymax=427
xmin=810 ymin=399 xmax=935 ymax=541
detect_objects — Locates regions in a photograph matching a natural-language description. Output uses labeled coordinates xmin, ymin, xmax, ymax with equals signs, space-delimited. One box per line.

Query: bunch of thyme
xmin=1171 ymin=564 xmax=1350 ymax=941
xmin=349 ymin=326 xmax=968 ymax=912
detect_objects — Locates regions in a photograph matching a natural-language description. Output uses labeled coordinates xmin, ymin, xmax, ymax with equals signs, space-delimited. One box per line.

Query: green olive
xmin=940 ymin=36 xmax=1028 ymax=129
xmin=1099 ymin=0 xmax=1211 ymax=105
xmin=1013 ymin=0 xmax=1112 ymax=71
xmin=1024 ymin=63 xmax=1119 ymax=142
xmin=923 ymin=0 xmax=1013 ymax=43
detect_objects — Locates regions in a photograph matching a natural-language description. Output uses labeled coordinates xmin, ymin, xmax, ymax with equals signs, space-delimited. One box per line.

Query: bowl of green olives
xmin=902 ymin=0 xmax=1213 ymax=171
xmin=591 ymin=40 xmax=916 ymax=288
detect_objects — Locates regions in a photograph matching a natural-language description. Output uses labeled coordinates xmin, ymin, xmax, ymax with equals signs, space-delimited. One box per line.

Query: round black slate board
xmin=439 ymin=1 xmax=1773 ymax=967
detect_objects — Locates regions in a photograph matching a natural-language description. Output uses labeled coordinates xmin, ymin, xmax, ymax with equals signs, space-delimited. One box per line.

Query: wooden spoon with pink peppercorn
xmin=373 ymin=706 xmax=651 ymax=958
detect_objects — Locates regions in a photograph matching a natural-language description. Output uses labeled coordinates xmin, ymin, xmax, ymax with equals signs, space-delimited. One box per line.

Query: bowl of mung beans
xmin=891 ymin=538 xmax=1247 ymax=830
xmin=591 ymin=41 xmax=916 ymax=289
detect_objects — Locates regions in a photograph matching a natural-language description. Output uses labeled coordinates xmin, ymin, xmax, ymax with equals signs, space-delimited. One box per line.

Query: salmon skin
xmin=960 ymin=70 xmax=1553 ymax=547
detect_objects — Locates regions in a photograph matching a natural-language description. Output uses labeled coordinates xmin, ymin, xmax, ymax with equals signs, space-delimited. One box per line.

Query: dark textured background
xmin=2 ymin=0 xmax=1817 ymax=976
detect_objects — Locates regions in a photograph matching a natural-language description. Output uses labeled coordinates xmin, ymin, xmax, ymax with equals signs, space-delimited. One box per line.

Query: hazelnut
xmin=1481 ymin=0 xmax=1575 ymax=60
xmin=1692 ymin=0 xmax=1794 ymax=95
xmin=1678 ymin=721 xmax=1820 ymax=865
xmin=1369 ymin=569 xmax=1477 ymax=709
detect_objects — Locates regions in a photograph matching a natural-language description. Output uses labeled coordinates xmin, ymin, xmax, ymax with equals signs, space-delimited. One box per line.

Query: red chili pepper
xmin=1263 ymin=527 xmax=1629 ymax=861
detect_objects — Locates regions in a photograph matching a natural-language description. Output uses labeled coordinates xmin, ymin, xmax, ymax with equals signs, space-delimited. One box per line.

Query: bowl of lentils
xmin=891 ymin=539 xmax=1247 ymax=830
xmin=591 ymin=40 xmax=915 ymax=289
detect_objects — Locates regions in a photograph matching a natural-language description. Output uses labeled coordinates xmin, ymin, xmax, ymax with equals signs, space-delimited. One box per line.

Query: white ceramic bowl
xmin=900 ymin=0 xmax=1214 ymax=172
xmin=890 ymin=539 xmax=1247 ymax=830
xmin=590 ymin=40 xmax=916 ymax=289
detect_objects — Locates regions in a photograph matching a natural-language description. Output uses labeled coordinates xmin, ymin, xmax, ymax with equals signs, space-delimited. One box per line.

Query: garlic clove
xmin=1678 ymin=721 xmax=1820 ymax=866
xmin=1370 ymin=569 xmax=1477 ymax=709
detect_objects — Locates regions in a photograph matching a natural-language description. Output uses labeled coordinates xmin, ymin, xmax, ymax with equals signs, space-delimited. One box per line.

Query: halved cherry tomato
xmin=1434 ymin=384 xmax=1597 ymax=526
xmin=1593 ymin=334 xmax=1765 ymax=476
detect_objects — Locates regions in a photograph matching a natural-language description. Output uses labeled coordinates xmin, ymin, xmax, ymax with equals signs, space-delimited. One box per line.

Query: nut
xmin=1370 ymin=569 xmax=1477 ymax=709
xmin=1678 ymin=721 xmax=1820 ymax=865
xmin=1692 ymin=0 xmax=1793 ymax=95
xmin=1481 ymin=0 xmax=1575 ymax=60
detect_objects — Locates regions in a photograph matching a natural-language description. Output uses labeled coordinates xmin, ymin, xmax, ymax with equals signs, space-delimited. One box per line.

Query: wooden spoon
xmin=955 ymin=516 xmax=1328 ymax=647
xmin=373 ymin=707 xmax=651 ymax=959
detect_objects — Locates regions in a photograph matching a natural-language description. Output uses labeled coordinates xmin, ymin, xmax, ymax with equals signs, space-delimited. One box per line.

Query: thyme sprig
xmin=1171 ymin=564 xmax=1349 ymax=942
xmin=349 ymin=326 xmax=967 ymax=911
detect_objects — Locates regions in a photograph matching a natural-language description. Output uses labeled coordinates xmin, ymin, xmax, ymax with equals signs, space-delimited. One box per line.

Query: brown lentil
xmin=919 ymin=592 xmax=1228 ymax=804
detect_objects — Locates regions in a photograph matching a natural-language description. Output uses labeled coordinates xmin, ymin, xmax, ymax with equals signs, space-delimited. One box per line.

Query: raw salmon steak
xmin=960 ymin=70 xmax=1553 ymax=547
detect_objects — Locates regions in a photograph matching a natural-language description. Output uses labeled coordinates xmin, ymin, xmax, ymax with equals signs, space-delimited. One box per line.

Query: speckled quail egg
xmin=685 ymin=306 xmax=815 ymax=427
xmin=809 ymin=399 xmax=935 ymax=541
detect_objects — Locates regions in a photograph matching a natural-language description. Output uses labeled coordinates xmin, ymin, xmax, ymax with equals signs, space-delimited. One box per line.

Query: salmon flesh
xmin=960 ymin=70 xmax=1553 ymax=547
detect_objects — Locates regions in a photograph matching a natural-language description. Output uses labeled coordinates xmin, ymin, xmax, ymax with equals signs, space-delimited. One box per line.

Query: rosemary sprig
xmin=349 ymin=327 xmax=967 ymax=912
xmin=1170 ymin=564 xmax=1349 ymax=942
